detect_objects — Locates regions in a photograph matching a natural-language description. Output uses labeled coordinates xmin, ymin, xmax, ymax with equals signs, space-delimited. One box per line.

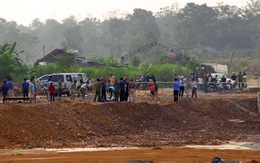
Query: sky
xmin=0 ymin=0 xmax=248 ymax=26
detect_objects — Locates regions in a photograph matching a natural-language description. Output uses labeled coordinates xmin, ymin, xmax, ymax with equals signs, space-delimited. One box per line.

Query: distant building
xmin=34 ymin=49 xmax=67 ymax=66
xmin=34 ymin=49 xmax=103 ymax=67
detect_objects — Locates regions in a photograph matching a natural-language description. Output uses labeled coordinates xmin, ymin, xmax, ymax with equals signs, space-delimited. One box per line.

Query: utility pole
xmin=43 ymin=46 xmax=45 ymax=64
xmin=229 ymin=49 xmax=235 ymax=75
xmin=43 ymin=46 xmax=46 ymax=74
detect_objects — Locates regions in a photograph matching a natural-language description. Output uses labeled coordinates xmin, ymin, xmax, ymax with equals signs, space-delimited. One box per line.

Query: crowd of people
xmin=0 ymin=77 xmax=36 ymax=103
xmin=0 ymin=71 xmax=248 ymax=104
xmin=171 ymin=71 xmax=248 ymax=102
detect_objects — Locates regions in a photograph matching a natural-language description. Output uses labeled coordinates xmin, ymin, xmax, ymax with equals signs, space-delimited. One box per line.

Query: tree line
xmin=0 ymin=1 xmax=259 ymax=81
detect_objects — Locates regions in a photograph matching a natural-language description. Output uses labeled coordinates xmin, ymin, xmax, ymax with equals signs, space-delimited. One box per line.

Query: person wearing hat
xmin=48 ymin=82 xmax=56 ymax=103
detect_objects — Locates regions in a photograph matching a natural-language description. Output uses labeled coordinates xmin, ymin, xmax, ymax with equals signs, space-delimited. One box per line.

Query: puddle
xmin=45 ymin=147 xmax=139 ymax=153
xmin=1 ymin=142 xmax=259 ymax=156
xmin=0 ymin=147 xmax=140 ymax=155
xmin=184 ymin=142 xmax=260 ymax=150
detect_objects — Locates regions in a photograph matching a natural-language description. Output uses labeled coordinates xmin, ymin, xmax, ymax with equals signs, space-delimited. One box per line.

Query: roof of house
xmin=34 ymin=49 xmax=66 ymax=66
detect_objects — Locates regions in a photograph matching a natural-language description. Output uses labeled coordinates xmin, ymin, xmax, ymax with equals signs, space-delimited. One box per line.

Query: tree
xmin=61 ymin=26 xmax=83 ymax=52
xmin=108 ymin=18 xmax=127 ymax=57
xmin=155 ymin=3 xmax=180 ymax=45
xmin=0 ymin=42 xmax=26 ymax=79
xmin=97 ymin=55 xmax=120 ymax=75
xmin=176 ymin=3 xmax=218 ymax=46
xmin=56 ymin=53 xmax=75 ymax=69
xmin=131 ymin=56 xmax=141 ymax=67
xmin=128 ymin=9 xmax=161 ymax=42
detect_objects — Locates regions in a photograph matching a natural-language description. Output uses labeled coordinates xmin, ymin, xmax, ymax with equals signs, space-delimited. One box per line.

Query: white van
xmin=36 ymin=73 xmax=88 ymax=96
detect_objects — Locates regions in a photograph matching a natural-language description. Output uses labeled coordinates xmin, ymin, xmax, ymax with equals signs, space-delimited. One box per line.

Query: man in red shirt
xmin=48 ymin=82 xmax=56 ymax=103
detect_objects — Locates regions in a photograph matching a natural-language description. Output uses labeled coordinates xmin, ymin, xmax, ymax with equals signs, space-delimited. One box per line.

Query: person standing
xmin=204 ymin=73 xmax=209 ymax=93
xmin=58 ymin=76 xmax=62 ymax=97
xmin=183 ymin=78 xmax=189 ymax=98
xmin=114 ymin=79 xmax=119 ymax=102
xmin=238 ymin=71 xmax=243 ymax=89
xmin=6 ymin=78 xmax=14 ymax=97
xmin=22 ymin=78 xmax=29 ymax=98
xmin=101 ymin=80 xmax=107 ymax=100
xmin=29 ymin=78 xmax=35 ymax=104
xmin=179 ymin=77 xmax=184 ymax=97
xmin=128 ymin=79 xmax=136 ymax=102
xmin=173 ymin=78 xmax=180 ymax=102
xmin=69 ymin=80 xmax=77 ymax=100
xmin=154 ymin=79 xmax=159 ymax=103
xmin=31 ymin=76 xmax=37 ymax=102
xmin=46 ymin=76 xmax=52 ymax=101
xmin=124 ymin=78 xmax=129 ymax=101
xmin=0 ymin=81 xmax=9 ymax=103
xmin=109 ymin=74 xmax=115 ymax=86
xmin=198 ymin=77 xmax=203 ymax=91
xmin=48 ymin=82 xmax=55 ymax=103
xmin=94 ymin=79 xmax=101 ymax=102
xmin=242 ymin=72 xmax=247 ymax=88
xmin=191 ymin=79 xmax=198 ymax=98
xmin=231 ymin=72 xmax=237 ymax=88
xmin=119 ymin=77 xmax=126 ymax=102
xmin=149 ymin=82 xmax=155 ymax=100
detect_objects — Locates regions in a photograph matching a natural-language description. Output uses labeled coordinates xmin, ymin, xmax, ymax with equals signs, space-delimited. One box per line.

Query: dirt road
xmin=0 ymin=90 xmax=259 ymax=162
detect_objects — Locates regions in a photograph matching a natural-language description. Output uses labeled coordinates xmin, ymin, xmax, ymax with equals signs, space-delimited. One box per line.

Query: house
xmin=34 ymin=49 xmax=67 ymax=66
xmin=34 ymin=48 xmax=104 ymax=68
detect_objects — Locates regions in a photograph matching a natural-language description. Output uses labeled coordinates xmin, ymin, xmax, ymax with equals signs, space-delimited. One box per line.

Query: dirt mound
xmin=0 ymin=94 xmax=259 ymax=149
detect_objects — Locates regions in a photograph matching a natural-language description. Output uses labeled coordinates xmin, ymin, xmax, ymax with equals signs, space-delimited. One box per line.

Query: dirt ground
xmin=0 ymin=88 xmax=259 ymax=163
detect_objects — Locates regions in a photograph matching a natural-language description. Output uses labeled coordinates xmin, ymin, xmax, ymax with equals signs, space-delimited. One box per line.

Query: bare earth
xmin=0 ymin=88 xmax=259 ymax=163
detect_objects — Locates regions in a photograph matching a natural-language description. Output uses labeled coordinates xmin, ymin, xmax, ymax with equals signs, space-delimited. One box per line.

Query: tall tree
xmin=127 ymin=9 xmax=160 ymax=43
xmin=176 ymin=3 xmax=218 ymax=46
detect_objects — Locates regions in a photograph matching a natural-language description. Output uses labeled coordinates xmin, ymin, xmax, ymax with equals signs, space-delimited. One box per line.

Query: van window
xmin=39 ymin=75 xmax=49 ymax=81
xmin=51 ymin=75 xmax=63 ymax=82
xmin=66 ymin=75 xmax=72 ymax=82
xmin=81 ymin=74 xmax=88 ymax=82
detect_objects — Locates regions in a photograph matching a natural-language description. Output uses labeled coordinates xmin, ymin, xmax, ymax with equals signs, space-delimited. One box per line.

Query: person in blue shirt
xmin=173 ymin=78 xmax=180 ymax=101
xmin=6 ymin=78 xmax=14 ymax=97
xmin=22 ymin=78 xmax=29 ymax=98
xmin=29 ymin=78 xmax=35 ymax=103
xmin=0 ymin=81 xmax=9 ymax=103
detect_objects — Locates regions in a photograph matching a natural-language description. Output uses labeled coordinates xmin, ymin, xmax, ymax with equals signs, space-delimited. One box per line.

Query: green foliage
xmin=56 ymin=53 xmax=75 ymax=68
xmin=35 ymin=63 xmax=62 ymax=77
xmin=131 ymin=56 xmax=141 ymax=66
xmin=1 ymin=2 xmax=260 ymax=80
xmin=0 ymin=42 xmax=27 ymax=80
xmin=150 ymin=64 xmax=190 ymax=81
xmin=140 ymin=62 xmax=152 ymax=75
xmin=0 ymin=53 xmax=15 ymax=78
xmin=75 ymin=67 xmax=97 ymax=79
xmin=97 ymin=55 xmax=121 ymax=76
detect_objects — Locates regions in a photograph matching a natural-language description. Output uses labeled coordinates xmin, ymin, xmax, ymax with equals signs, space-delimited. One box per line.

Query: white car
xmin=210 ymin=73 xmax=236 ymax=90
xmin=36 ymin=73 xmax=89 ymax=96
xmin=211 ymin=73 xmax=231 ymax=82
